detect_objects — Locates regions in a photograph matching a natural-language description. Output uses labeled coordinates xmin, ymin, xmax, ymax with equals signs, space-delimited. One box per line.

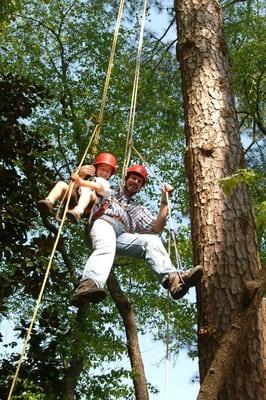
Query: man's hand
xmin=161 ymin=183 xmax=174 ymax=205
xmin=78 ymin=164 xmax=96 ymax=179
xmin=152 ymin=183 xmax=174 ymax=233
xmin=163 ymin=183 xmax=174 ymax=195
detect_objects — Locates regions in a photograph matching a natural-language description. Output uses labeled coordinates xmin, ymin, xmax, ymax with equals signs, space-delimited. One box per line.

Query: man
xmin=71 ymin=164 xmax=203 ymax=307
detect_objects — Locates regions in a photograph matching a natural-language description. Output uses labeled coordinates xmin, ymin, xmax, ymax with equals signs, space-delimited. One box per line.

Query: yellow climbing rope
xmin=92 ymin=0 xmax=125 ymax=156
xmin=7 ymin=1 xmax=125 ymax=398
xmin=164 ymin=236 xmax=171 ymax=400
xmin=121 ymin=0 xmax=148 ymax=183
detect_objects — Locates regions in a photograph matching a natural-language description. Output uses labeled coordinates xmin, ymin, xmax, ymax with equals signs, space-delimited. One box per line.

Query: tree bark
xmin=107 ymin=272 xmax=149 ymax=400
xmin=175 ymin=1 xmax=266 ymax=399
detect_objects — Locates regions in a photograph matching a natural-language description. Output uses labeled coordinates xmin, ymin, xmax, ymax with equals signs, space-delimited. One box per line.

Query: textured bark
xmin=107 ymin=272 xmax=149 ymax=400
xmin=175 ymin=1 xmax=266 ymax=399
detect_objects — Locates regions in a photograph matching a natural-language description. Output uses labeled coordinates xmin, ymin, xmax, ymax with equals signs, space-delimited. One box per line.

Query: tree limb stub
xmin=197 ymin=268 xmax=266 ymax=400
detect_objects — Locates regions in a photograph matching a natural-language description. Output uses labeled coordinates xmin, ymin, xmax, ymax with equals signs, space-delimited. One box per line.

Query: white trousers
xmin=82 ymin=218 xmax=177 ymax=288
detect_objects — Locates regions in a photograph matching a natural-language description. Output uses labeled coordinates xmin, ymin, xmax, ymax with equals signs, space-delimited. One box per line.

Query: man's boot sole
xmin=184 ymin=266 xmax=203 ymax=288
xmin=172 ymin=266 xmax=203 ymax=300
xmin=71 ymin=288 xmax=107 ymax=307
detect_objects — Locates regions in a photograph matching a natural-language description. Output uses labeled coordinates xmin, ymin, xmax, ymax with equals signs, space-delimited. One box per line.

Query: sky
xmin=140 ymin=316 xmax=200 ymax=400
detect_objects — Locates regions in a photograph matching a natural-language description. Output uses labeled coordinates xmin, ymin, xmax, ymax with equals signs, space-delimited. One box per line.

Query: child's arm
xmin=78 ymin=165 xmax=96 ymax=179
xmin=71 ymin=173 xmax=104 ymax=193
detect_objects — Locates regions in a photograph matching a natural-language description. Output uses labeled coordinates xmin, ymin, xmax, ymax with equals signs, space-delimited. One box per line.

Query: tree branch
xmin=62 ymin=306 xmax=88 ymax=399
xmin=143 ymin=17 xmax=176 ymax=65
xmin=152 ymin=38 xmax=177 ymax=71
xmin=107 ymin=271 xmax=149 ymax=400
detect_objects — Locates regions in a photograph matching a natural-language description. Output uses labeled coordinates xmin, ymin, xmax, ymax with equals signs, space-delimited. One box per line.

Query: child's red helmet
xmin=126 ymin=164 xmax=148 ymax=185
xmin=93 ymin=152 xmax=117 ymax=175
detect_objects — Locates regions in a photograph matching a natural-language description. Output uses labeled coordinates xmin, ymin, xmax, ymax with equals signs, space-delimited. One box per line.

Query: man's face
xmin=124 ymin=173 xmax=144 ymax=196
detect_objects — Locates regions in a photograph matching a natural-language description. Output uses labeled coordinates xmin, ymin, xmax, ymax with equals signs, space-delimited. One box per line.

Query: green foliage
xmin=224 ymin=1 xmax=266 ymax=141
xmin=12 ymin=379 xmax=45 ymax=400
xmin=219 ymin=168 xmax=258 ymax=196
xmin=223 ymin=2 xmax=266 ymax=253
xmin=256 ymin=201 xmax=266 ymax=234
xmin=0 ymin=0 xmax=21 ymax=24
xmin=0 ymin=73 xmax=54 ymax=319
xmin=219 ymin=169 xmax=266 ymax=230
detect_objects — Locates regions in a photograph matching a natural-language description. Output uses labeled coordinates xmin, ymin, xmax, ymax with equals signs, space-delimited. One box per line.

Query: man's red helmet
xmin=126 ymin=164 xmax=148 ymax=185
xmin=93 ymin=152 xmax=117 ymax=175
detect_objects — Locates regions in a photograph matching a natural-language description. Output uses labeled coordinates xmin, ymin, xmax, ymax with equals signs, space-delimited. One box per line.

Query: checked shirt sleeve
xmin=128 ymin=203 xmax=156 ymax=233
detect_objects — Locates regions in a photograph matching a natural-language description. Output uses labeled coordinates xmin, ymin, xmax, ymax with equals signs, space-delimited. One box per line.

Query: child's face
xmin=96 ymin=163 xmax=113 ymax=180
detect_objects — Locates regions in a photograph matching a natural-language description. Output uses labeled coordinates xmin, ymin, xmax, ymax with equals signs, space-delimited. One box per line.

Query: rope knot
xmin=90 ymin=114 xmax=103 ymax=126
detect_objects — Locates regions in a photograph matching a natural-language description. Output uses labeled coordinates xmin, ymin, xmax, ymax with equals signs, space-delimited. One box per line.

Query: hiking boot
xmin=37 ymin=199 xmax=54 ymax=218
xmin=164 ymin=265 xmax=203 ymax=300
xmin=71 ymin=278 xmax=107 ymax=307
xmin=67 ymin=209 xmax=82 ymax=224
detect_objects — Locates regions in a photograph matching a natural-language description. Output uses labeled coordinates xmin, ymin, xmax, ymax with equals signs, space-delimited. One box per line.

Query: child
xmin=37 ymin=152 xmax=117 ymax=224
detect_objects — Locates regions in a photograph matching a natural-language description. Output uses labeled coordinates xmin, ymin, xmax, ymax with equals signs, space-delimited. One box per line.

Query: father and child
xmin=37 ymin=152 xmax=116 ymax=223
xmin=38 ymin=152 xmax=203 ymax=306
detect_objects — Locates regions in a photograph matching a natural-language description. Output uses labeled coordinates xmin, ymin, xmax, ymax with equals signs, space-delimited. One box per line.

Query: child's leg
xmin=46 ymin=181 xmax=69 ymax=204
xmin=38 ymin=181 xmax=69 ymax=218
xmin=67 ymin=187 xmax=96 ymax=224
xmin=74 ymin=187 xmax=96 ymax=213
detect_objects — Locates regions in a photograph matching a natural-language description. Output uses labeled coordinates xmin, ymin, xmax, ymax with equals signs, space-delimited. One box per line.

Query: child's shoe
xmin=67 ymin=209 xmax=82 ymax=224
xmin=37 ymin=199 xmax=54 ymax=218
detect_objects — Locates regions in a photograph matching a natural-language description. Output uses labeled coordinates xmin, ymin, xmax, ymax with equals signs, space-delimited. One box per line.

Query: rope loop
xmin=90 ymin=114 xmax=104 ymax=126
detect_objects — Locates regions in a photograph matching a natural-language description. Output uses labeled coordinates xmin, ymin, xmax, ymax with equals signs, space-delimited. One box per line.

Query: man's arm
xmin=152 ymin=184 xmax=174 ymax=234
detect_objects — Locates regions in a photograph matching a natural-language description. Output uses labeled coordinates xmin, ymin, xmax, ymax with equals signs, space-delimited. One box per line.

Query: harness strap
xmin=90 ymin=200 xmax=110 ymax=223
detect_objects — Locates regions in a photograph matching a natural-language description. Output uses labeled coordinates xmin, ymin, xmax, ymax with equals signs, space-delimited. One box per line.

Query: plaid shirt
xmin=93 ymin=189 xmax=156 ymax=233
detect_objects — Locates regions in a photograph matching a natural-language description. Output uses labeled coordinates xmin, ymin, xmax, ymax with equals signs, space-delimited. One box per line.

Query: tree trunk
xmin=107 ymin=272 xmax=149 ymax=400
xmin=175 ymin=1 xmax=266 ymax=399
